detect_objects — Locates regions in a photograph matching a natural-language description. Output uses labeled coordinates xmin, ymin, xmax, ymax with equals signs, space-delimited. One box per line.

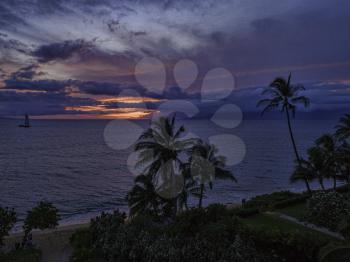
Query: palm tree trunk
xmin=286 ymin=109 xmax=312 ymax=193
xmin=198 ymin=184 xmax=204 ymax=208
xmin=319 ymin=178 xmax=325 ymax=190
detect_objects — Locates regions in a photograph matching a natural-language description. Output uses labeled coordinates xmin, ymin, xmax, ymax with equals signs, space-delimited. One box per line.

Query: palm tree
xmin=257 ymin=73 xmax=311 ymax=192
xmin=315 ymin=134 xmax=340 ymax=189
xmin=189 ymin=140 xmax=237 ymax=208
xmin=290 ymin=158 xmax=315 ymax=187
xmin=134 ymin=115 xmax=197 ymax=214
xmin=336 ymin=142 xmax=350 ymax=186
xmin=126 ymin=174 xmax=161 ymax=217
xmin=335 ymin=114 xmax=350 ymax=141
xmin=301 ymin=146 xmax=335 ymax=190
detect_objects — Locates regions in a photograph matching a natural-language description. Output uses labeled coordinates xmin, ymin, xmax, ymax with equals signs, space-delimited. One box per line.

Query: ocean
xmin=0 ymin=118 xmax=337 ymax=226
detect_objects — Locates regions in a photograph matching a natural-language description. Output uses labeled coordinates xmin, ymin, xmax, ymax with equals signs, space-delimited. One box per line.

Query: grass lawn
xmin=275 ymin=202 xmax=307 ymax=220
xmin=242 ymin=212 xmax=336 ymax=241
xmin=0 ymin=248 xmax=41 ymax=262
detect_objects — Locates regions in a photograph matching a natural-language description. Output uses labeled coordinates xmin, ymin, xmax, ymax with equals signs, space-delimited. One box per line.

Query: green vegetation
xmin=23 ymin=201 xmax=60 ymax=245
xmin=276 ymin=202 xmax=307 ymax=220
xmin=0 ymin=206 xmax=16 ymax=247
xmin=0 ymin=248 xmax=41 ymax=262
xmin=291 ymin=117 xmax=350 ymax=192
xmin=305 ymin=191 xmax=350 ymax=231
xmin=70 ymin=204 xmax=339 ymax=262
xmin=244 ymin=190 xmax=308 ymax=210
xmin=1 ymin=202 xmax=59 ymax=259
xmin=318 ymin=243 xmax=350 ymax=262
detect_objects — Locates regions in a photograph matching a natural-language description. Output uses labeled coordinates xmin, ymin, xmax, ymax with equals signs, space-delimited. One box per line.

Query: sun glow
xmin=98 ymin=96 xmax=163 ymax=104
xmin=64 ymin=105 xmax=157 ymax=119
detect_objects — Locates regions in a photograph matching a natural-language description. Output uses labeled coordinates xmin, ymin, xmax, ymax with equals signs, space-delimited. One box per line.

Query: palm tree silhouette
xmin=338 ymin=142 xmax=350 ymax=185
xmin=189 ymin=140 xmax=236 ymax=208
xmin=335 ymin=114 xmax=350 ymax=141
xmin=293 ymin=146 xmax=329 ymax=190
xmin=134 ymin=115 xmax=197 ymax=214
xmin=127 ymin=174 xmax=161 ymax=217
xmin=257 ymin=73 xmax=311 ymax=192
xmin=315 ymin=134 xmax=340 ymax=190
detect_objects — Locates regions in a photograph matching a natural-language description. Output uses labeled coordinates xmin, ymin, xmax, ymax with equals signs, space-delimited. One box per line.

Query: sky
xmin=0 ymin=0 xmax=350 ymax=119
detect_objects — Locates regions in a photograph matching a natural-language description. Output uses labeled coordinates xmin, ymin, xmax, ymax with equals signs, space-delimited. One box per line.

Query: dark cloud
xmin=33 ymin=40 xmax=94 ymax=63
xmin=0 ymin=89 xmax=94 ymax=116
xmin=10 ymin=65 xmax=45 ymax=80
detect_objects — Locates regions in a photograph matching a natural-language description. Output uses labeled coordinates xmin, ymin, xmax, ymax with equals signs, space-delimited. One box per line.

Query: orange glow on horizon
xmin=99 ymin=96 xmax=163 ymax=104
xmin=63 ymin=105 xmax=157 ymax=119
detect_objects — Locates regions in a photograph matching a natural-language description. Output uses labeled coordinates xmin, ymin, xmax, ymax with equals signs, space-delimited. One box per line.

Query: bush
xmin=23 ymin=201 xmax=59 ymax=236
xmin=318 ymin=243 xmax=350 ymax=262
xmin=305 ymin=191 xmax=350 ymax=231
xmin=89 ymin=210 xmax=126 ymax=254
xmin=0 ymin=248 xmax=41 ymax=262
xmin=0 ymin=207 xmax=16 ymax=246
xmin=272 ymin=195 xmax=308 ymax=209
xmin=69 ymin=229 xmax=103 ymax=262
xmin=234 ymin=207 xmax=260 ymax=218
xmin=239 ymin=225 xmax=330 ymax=262
xmin=245 ymin=191 xmax=302 ymax=210
xmin=70 ymin=205 xmax=335 ymax=262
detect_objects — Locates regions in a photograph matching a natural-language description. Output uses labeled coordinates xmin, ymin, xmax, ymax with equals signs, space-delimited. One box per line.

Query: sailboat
xmin=19 ymin=114 xmax=31 ymax=128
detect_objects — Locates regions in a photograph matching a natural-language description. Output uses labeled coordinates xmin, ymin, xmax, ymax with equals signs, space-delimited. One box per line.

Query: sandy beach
xmin=2 ymin=223 xmax=89 ymax=262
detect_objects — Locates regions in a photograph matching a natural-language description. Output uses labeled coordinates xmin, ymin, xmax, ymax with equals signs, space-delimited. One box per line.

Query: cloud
xmin=33 ymin=39 xmax=94 ymax=63
xmin=10 ymin=64 xmax=45 ymax=80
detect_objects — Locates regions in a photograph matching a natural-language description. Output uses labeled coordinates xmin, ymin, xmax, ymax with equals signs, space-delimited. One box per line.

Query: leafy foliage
xmin=318 ymin=242 xmax=350 ymax=262
xmin=0 ymin=206 xmax=16 ymax=247
xmin=244 ymin=191 xmax=302 ymax=210
xmin=335 ymin=114 xmax=350 ymax=141
xmin=305 ymin=191 xmax=350 ymax=231
xmin=69 ymin=203 xmax=335 ymax=262
xmin=0 ymin=248 xmax=41 ymax=262
xmin=23 ymin=201 xmax=60 ymax=241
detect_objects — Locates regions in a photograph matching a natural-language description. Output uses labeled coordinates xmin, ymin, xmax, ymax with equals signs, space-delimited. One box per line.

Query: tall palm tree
xmin=257 ymin=73 xmax=311 ymax=192
xmin=335 ymin=114 xmax=350 ymax=141
xmin=189 ymin=141 xmax=237 ymax=208
xmin=126 ymin=174 xmax=161 ymax=217
xmin=134 ymin=115 xmax=197 ymax=214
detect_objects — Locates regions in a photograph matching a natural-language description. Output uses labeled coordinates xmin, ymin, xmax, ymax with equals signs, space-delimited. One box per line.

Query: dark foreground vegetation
xmin=69 ymin=190 xmax=350 ymax=262
xmin=0 ymin=201 xmax=59 ymax=262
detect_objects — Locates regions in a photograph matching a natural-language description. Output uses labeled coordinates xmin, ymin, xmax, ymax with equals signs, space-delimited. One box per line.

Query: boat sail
xmin=19 ymin=114 xmax=31 ymax=128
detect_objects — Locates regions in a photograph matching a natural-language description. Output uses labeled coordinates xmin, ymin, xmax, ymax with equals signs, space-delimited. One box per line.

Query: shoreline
xmin=3 ymin=222 xmax=90 ymax=262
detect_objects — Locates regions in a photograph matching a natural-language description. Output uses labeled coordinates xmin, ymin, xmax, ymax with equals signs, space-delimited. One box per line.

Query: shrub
xmin=245 ymin=191 xmax=301 ymax=210
xmin=23 ymin=201 xmax=59 ymax=236
xmin=69 ymin=228 xmax=102 ymax=262
xmin=0 ymin=207 xmax=16 ymax=247
xmin=0 ymin=248 xmax=41 ymax=262
xmin=69 ymin=205 xmax=334 ymax=262
xmin=22 ymin=201 xmax=59 ymax=247
xmin=239 ymin=225 xmax=330 ymax=262
xmin=318 ymin=242 xmax=350 ymax=262
xmin=234 ymin=207 xmax=260 ymax=218
xmin=90 ymin=210 xmax=126 ymax=251
xmin=305 ymin=191 xmax=350 ymax=231
xmin=218 ymin=235 xmax=261 ymax=262
xmin=272 ymin=195 xmax=308 ymax=209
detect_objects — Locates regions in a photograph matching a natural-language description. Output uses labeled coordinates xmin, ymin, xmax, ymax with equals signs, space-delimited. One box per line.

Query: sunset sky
xmin=0 ymin=0 xmax=350 ymax=119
